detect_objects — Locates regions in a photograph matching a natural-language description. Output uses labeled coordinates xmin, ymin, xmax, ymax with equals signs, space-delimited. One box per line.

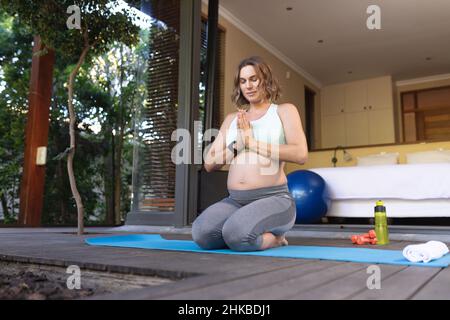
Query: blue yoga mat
xmin=85 ymin=234 xmax=450 ymax=268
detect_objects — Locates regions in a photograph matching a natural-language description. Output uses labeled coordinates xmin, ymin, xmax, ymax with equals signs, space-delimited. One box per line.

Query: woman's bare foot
xmin=260 ymin=233 xmax=289 ymax=250
xmin=276 ymin=235 xmax=288 ymax=246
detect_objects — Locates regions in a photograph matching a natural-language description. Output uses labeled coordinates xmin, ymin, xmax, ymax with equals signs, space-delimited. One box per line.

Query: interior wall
xmin=285 ymin=140 xmax=450 ymax=172
xmin=315 ymin=74 xmax=450 ymax=148
xmin=201 ymin=4 xmax=450 ymax=164
xmin=201 ymin=3 xmax=321 ymax=149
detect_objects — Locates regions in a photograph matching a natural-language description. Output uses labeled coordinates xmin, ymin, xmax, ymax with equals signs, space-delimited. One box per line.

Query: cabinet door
xmin=344 ymin=80 xmax=367 ymax=113
xmin=368 ymin=108 xmax=395 ymax=144
xmin=321 ymin=84 xmax=345 ymax=116
xmin=367 ymin=76 xmax=393 ymax=110
xmin=321 ymin=114 xmax=346 ymax=148
xmin=344 ymin=111 xmax=369 ymax=146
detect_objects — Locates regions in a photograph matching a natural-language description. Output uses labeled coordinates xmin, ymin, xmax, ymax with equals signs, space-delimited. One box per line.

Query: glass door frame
xmin=126 ymin=0 xmax=201 ymax=227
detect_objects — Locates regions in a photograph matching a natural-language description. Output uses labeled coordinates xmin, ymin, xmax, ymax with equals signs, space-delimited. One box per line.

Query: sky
xmin=0 ymin=67 xmax=5 ymax=94
xmin=113 ymin=0 xmax=154 ymax=29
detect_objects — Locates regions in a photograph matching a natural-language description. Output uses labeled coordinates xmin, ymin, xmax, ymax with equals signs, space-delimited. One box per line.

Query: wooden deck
xmin=0 ymin=228 xmax=449 ymax=300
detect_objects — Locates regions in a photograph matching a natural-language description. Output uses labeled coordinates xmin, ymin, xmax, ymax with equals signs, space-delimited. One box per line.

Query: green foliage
xmin=0 ymin=3 xmax=147 ymax=225
xmin=0 ymin=9 xmax=34 ymax=222
xmin=0 ymin=0 xmax=141 ymax=62
xmin=40 ymin=33 xmax=149 ymax=225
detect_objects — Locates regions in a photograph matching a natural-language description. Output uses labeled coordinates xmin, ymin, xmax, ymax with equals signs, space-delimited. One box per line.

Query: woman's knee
xmin=192 ymin=198 xmax=240 ymax=250
xmin=192 ymin=215 xmax=226 ymax=250
xmin=192 ymin=217 xmax=213 ymax=249
xmin=222 ymin=219 xmax=260 ymax=252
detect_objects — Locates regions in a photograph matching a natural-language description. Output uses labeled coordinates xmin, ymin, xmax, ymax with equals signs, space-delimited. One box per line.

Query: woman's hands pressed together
xmin=236 ymin=109 xmax=254 ymax=150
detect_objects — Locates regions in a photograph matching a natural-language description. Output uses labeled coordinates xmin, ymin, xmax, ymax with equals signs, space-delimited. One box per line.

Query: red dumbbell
xmin=356 ymin=235 xmax=371 ymax=245
xmin=350 ymin=230 xmax=378 ymax=245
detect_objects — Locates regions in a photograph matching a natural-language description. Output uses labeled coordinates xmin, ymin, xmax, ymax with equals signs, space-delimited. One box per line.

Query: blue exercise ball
xmin=287 ymin=170 xmax=331 ymax=224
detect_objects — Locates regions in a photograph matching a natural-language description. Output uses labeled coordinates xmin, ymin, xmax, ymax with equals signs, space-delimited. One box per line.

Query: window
xmin=199 ymin=16 xmax=225 ymax=132
xmin=402 ymin=86 xmax=450 ymax=142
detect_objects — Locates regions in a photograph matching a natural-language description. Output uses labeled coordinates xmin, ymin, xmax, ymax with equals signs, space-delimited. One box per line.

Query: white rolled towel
xmin=403 ymin=241 xmax=449 ymax=263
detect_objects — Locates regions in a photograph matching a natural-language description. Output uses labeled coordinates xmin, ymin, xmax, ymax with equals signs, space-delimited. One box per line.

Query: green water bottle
xmin=374 ymin=200 xmax=389 ymax=245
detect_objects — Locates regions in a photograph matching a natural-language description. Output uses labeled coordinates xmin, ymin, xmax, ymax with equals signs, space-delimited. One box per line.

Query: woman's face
xmin=239 ymin=65 xmax=264 ymax=104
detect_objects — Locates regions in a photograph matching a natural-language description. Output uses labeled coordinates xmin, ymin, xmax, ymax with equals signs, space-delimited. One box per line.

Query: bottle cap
xmin=375 ymin=200 xmax=386 ymax=213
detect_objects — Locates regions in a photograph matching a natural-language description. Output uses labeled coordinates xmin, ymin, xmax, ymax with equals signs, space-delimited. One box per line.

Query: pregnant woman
xmin=193 ymin=56 xmax=308 ymax=251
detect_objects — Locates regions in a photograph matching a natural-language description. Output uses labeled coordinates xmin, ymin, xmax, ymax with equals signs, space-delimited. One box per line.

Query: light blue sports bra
xmin=226 ymin=103 xmax=286 ymax=146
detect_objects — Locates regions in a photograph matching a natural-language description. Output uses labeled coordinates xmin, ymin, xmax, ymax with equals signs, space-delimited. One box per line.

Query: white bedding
xmin=309 ymin=163 xmax=450 ymax=200
xmin=326 ymin=199 xmax=450 ymax=217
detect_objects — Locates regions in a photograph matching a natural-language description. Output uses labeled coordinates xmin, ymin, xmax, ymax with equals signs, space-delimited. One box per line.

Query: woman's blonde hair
xmin=231 ymin=56 xmax=281 ymax=110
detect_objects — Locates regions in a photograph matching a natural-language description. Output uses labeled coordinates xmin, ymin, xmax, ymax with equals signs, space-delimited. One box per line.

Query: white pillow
xmin=406 ymin=149 xmax=450 ymax=164
xmin=356 ymin=152 xmax=399 ymax=166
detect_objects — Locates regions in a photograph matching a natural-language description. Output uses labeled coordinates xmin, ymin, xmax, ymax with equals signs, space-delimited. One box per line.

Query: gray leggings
xmin=192 ymin=184 xmax=296 ymax=252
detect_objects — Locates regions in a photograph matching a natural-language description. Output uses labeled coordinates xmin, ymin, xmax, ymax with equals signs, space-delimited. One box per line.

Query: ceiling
xmin=219 ymin=0 xmax=450 ymax=87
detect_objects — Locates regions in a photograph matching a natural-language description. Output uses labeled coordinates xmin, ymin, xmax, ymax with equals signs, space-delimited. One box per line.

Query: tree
xmin=0 ymin=9 xmax=33 ymax=223
xmin=1 ymin=0 xmax=141 ymax=234
xmin=85 ymin=35 xmax=148 ymax=225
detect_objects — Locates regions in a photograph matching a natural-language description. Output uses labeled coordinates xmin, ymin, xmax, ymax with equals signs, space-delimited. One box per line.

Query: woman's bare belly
xmin=227 ymin=151 xmax=287 ymax=190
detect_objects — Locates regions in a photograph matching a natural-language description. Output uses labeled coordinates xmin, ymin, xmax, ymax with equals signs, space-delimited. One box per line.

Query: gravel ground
xmin=0 ymin=261 xmax=174 ymax=300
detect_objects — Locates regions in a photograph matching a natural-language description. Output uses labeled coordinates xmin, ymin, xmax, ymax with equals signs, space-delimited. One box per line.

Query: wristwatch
xmin=227 ymin=141 xmax=238 ymax=158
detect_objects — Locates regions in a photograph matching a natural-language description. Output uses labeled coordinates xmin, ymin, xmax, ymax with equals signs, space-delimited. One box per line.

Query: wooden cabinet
xmin=344 ymin=111 xmax=369 ymax=147
xmin=321 ymin=76 xmax=395 ymax=148
xmin=322 ymin=114 xmax=346 ymax=148
xmin=368 ymin=108 xmax=395 ymax=145
xmin=345 ymin=80 xmax=367 ymax=113
xmin=321 ymin=84 xmax=345 ymax=116
xmin=367 ymin=76 xmax=393 ymax=110
xmin=343 ymin=108 xmax=395 ymax=146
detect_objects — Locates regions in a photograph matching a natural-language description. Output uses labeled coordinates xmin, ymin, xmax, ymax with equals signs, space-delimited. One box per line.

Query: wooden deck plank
xmin=1 ymin=231 xmax=449 ymax=300
xmin=159 ymin=260 xmax=340 ymax=300
xmin=230 ymin=262 xmax=366 ymax=300
xmin=350 ymin=266 xmax=441 ymax=300
xmin=411 ymin=267 xmax=450 ymax=300
xmin=0 ymin=232 xmax=403 ymax=277
xmin=2 ymin=245 xmax=309 ymax=278
xmin=0 ymin=232 xmax=315 ymax=278
xmin=291 ymin=264 xmax=406 ymax=299
xmin=94 ymin=259 xmax=311 ymax=300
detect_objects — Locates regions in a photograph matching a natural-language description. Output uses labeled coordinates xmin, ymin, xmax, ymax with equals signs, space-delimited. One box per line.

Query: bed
xmin=309 ymin=163 xmax=450 ymax=218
